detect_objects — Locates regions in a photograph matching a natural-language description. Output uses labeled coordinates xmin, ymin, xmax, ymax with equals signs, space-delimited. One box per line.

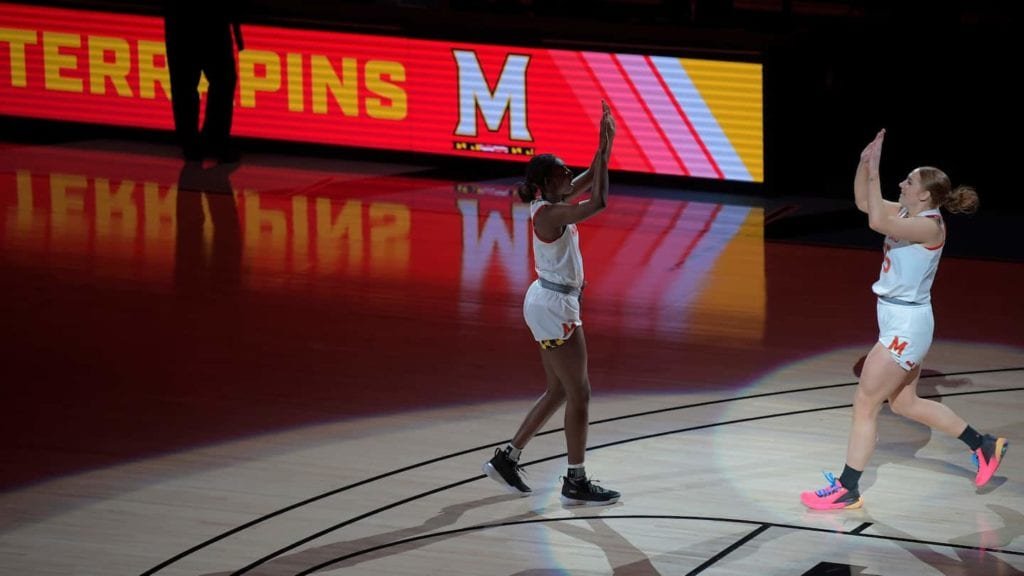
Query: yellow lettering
xmin=311 ymin=55 xmax=356 ymax=115
xmin=142 ymin=182 xmax=176 ymax=257
xmin=244 ymin=191 xmax=287 ymax=260
xmin=364 ymin=60 xmax=406 ymax=120
xmin=292 ymin=195 xmax=309 ymax=264
xmin=286 ymin=52 xmax=303 ymax=112
xmin=239 ymin=50 xmax=281 ymax=108
xmin=316 ymin=198 xmax=362 ymax=269
xmin=88 ymin=36 xmax=132 ymax=97
xmin=49 ymin=173 xmax=87 ymax=238
xmin=201 ymin=194 xmax=214 ymax=246
xmin=12 ymin=170 xmax=34 ymax=233
xmin=143 ymin=182 xmax=175 ymax=237
xmin=137 ymin=40 xmax=170 ymax=100
xmin=95 ymin=178 xmax=137 ymax=238
xmin=0 ymin=28 xmax=37 ymax=87
xmin=43 ymin=32 xmax=82 ymax=93
xmin=369 ymin=202 xmax=409 ymax=275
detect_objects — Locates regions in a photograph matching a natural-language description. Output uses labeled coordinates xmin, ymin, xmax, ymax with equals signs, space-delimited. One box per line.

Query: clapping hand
xmin=863 ymin=128 xmax=885 ymax=171
xmin=599 ymin=100 xmax=615 ymax=154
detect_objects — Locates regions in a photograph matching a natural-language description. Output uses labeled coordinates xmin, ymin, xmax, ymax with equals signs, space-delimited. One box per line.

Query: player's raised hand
xmin=599 ymin=100 xmax=615 ymax=153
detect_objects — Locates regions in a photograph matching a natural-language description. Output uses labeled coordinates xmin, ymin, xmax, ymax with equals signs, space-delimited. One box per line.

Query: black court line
xmin=229 ymin=385 xmax=1024 ymax=575
xmin=284 ymin=515 xmax=1022 ymax=575
xmin=685 ymin=524 xmax=771 ymax=576
xmin=849 ymin=522 xmax=873 ymax=535
xmin=141 ymin=367 xmax=1024 ymax=575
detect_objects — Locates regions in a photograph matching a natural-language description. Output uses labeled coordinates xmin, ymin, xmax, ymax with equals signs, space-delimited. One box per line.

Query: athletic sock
xmin=959 ymin=425 xmax=984 ymax=451
xmin=567 ymin=463 xmax=586 ymax=480
xmin=504 ymin=444 xmax=523 ymax=462
xmin=838 ymin=464 xmax=862 ymax=492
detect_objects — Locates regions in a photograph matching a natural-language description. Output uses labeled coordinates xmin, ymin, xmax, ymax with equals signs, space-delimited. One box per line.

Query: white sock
xmin=505 ymin=444 xmax=523 ymax=461
xmin=567 ymin=463 xmax=585 ymax=479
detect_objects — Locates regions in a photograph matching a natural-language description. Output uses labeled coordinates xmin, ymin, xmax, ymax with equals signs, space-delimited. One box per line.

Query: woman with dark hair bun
xmin=484 ymin=101 xmax=620 ymax=506
xmin=802 ymin=129 xmax=1004 ymax=511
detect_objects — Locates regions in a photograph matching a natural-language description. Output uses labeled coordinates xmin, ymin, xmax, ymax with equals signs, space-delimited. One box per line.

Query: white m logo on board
xmin=453 ymin=50 xmax=532 ymax=141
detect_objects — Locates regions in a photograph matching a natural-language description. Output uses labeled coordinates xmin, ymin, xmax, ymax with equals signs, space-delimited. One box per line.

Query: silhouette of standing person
xmin=175 ymin=161 xmax=242 ymax=290
xmin=164 ymin=1 xmax=244 ymax=163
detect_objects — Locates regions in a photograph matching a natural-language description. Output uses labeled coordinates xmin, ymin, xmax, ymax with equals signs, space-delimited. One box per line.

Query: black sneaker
xmin=482 ymin=448 xmax=531 ymax=496
xmin=560 ymin=475 xmax=620 ymax=507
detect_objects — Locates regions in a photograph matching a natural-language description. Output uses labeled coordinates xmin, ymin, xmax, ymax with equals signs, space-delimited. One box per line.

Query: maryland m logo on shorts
xmin=887 ymin=336 xmax=909 ymax=356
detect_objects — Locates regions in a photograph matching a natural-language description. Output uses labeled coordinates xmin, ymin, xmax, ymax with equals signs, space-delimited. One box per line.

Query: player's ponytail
xmin=515 ymin=181 xmax=540 ymax=203
xmin=943 ymin=185 xmax=979 ymax=214
xmin=918 ymin=166 xmax=979 ymax=214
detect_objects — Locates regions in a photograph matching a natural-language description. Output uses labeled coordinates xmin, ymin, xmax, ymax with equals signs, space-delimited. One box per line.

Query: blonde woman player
xmin=802 ymin=129 xmax=1007 ymax=510
xmin=483 ymin=101 xmax=620 ymax=506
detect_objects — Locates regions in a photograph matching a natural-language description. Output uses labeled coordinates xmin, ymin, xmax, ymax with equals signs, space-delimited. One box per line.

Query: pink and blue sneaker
xmin=800 ymin=471 xmax=863 ymax=510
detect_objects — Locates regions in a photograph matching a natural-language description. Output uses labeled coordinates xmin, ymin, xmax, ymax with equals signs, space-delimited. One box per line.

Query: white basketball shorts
xmin=876 ymin=298 xmax=934 ymax=371
xmin=523 ymin=280 xmax=582 ymax=349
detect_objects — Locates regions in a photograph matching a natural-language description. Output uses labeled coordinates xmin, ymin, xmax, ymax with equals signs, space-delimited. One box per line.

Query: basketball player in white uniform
xmin=802 ymin=129 xmax=1007 ymax=510
xmin=483 ymin=101 xmax=620 ymax=506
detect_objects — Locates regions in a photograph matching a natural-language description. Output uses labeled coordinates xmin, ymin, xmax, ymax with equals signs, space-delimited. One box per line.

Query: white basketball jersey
xmin=530 ymin=200 xmax=584 ymax=288
xmin=871 ymin=207 xmax=944 ymax=304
